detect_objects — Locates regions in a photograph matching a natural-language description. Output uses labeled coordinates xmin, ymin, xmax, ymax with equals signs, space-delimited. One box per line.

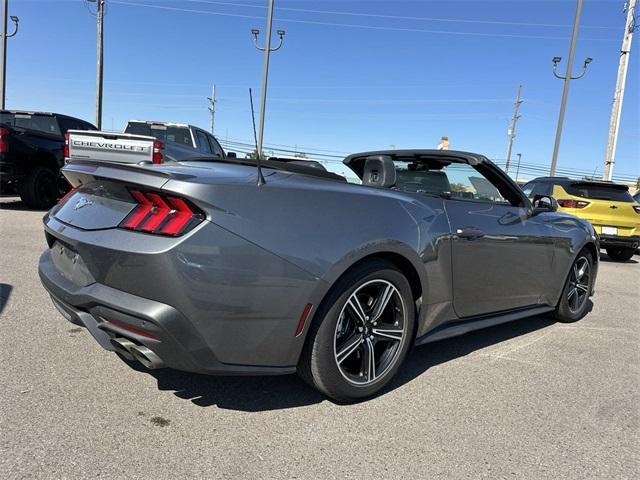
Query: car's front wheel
xmin=605 ymin=246 xmax=635 ymax=262
xmin=554 ymin=250 xmax=594 ymax=323
xmin=298 ymin=260 xmax=415 ymax=402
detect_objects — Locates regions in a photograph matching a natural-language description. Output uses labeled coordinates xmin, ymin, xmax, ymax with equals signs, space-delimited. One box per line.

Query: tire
xmin=18 ymin=166 xmax=58 ymax=210
xmin=605 ymin=247 xmax=635 ymax=262
xmin=554 ymin=250 xmax=594 ymax=323
xmin=298 ymin=260 xmax=415 ymax=402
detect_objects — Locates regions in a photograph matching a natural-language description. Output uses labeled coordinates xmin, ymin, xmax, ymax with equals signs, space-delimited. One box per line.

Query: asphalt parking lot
xmin=1 ymin=196 xmax=639 ymax=480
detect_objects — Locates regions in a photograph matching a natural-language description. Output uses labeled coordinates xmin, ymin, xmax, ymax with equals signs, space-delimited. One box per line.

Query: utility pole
xmin=208 ymin=84 xmax=216 ymax=135
xmin=0 ymin=0 xmax=19 ymax=110
xmin=550 ymin=0 xmax=593 ymax=176
xmin=251 ymin=0 xmax=285 ymax=159
xmin=603 ymin=0 xmax=636 ymax=181
xmin=95 ymin=0 xmax=105 ymax=129
xmin=505 ymin=84 xmax=523 ymax=175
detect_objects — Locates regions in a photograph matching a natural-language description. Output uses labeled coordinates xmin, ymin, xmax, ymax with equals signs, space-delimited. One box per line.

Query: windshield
xmin=566 ymin=183 xmax=634 ymax=202
xmin=125 ymin=122 xmax=194 ymax=148
xmin=0 ymin=113 xmax=61 ymax=136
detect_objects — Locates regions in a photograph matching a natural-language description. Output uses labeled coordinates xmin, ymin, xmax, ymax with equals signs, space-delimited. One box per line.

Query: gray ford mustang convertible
xmin=39 ymin=150 xmax=598 ymax=402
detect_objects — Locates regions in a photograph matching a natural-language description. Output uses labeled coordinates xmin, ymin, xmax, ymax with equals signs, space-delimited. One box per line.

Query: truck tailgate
xmin=67 ymin=130 xmax=155 ymax=164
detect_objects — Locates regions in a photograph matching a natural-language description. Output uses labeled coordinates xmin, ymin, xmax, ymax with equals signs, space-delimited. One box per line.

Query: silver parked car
xmin=39 ymin=150 xmax=599 ymax=402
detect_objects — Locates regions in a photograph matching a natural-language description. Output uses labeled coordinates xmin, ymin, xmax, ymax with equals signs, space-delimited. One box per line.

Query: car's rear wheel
xmin=554 ymin=250 xmax=594 ymax=323
xmin=605 ymin=247 xmax=635 ymax=262
xmin=298 ymin=260 xmax=415 ymax=402
xmin=18 ymin=166 xmax=58 ymax=210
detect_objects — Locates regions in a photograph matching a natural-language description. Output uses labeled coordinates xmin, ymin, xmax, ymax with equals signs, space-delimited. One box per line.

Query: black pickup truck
xmin=0 ymin=110 xmax=96 ymax=208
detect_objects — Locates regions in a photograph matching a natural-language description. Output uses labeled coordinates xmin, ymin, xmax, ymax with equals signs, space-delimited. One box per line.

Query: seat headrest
xmin=362 ymin=155 xmax=396 ymax=188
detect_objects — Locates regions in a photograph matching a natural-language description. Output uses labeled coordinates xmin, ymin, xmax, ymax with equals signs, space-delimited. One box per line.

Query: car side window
xmin=207 ymin=135 xmax=224 ymax=157
xmin=394 ymin=161 xmax=522 ymax=206
xmin=195 ymin=130 xmax=213 ymax=154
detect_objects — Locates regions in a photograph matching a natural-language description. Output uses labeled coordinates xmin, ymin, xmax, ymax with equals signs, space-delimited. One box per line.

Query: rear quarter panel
xmin=162 ymin=173 xmax=454 ymax=336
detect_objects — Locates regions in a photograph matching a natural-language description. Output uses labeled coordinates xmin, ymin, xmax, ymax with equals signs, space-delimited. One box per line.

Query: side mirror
xmin=531 ymin=194 xmax=558 ymax=215
xmin=226 ymin=151 xmax=237 ymax=158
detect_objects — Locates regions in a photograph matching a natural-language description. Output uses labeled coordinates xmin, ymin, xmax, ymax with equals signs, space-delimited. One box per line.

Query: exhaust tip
xmin=129 ymin=345 xmax=165 ymax=370
xmin=110 ymin=337 xmax=136 ymax=361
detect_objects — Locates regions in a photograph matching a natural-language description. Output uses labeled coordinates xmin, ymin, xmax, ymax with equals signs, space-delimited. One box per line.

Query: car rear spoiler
xmin=570 ymin=181 xmax=629 ymax=191
xmin=61 ymin=159 xmax=175 ymax=191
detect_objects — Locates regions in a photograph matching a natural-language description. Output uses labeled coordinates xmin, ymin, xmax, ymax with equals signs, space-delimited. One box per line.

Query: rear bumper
xmin=599 ymin=234 xmax=640 ymax=249
xmin=39 ymin=249 xmax=297 ymax=375
xmin=38 ymin=206 xmax=330 ymax=375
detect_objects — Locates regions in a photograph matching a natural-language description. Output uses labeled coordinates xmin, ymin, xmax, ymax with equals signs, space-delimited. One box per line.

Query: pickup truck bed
xmin=66 ymin=130 xmax=161 ymax=165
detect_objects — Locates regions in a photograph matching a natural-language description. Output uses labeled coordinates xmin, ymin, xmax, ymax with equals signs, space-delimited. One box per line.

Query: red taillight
xmin=152 ymin=140 xmax=164 ymax=164
xmin=0 ymin=127 xmax=8 ymax=153
xmin=139 ymin=193 xmax=171 ymax=232
xmin=63 ymin=132 xmax=70 ymax=158
xmin=57 ymin=185 xmax=79 ymax=205
xmin=121 ymin=190 xmax=154 ymax=229
xmin=160 ymin=196 xmax=193 ymax=235
xmin=558 ymin=199 xmax=590 ymax=209
xmin=119 ymin=189 xmax=203 ymax=236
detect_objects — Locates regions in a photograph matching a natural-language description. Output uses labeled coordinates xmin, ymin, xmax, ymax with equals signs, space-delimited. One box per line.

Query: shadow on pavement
xmin=0 ymin=283 xmax=13 ymax=315
xmin=599 ymin=253 xmax=638 ymax=264
xmin=124 ymin=313 xmax=559 ymax=412
xmin=0 ymin=197 xmax=48 ymax=212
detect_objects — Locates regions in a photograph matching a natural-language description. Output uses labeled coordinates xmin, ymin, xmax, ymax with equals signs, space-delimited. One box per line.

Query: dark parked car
xmin=0 ymin=110 xmax=96 ymax=208
xmin=39 ymin=150 xmax=599 ymax=402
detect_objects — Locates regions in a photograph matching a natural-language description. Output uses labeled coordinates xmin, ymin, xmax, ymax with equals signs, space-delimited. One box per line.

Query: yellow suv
xmin=522 ymin=177 xmax=640 ymax=261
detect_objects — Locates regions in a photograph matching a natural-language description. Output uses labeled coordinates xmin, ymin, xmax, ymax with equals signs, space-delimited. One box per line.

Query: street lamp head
xmin=251 ymin=28 xmax=260 ymax=37
xmin=552 ymin=56 xmax=562 ymax=64
xmin=584 ymin=57 xmax=593 ymax=65
xmin=10 ymin=16 xmax=18 ymax=23
xmin=277 ymin=29 xmax=285 ymax=38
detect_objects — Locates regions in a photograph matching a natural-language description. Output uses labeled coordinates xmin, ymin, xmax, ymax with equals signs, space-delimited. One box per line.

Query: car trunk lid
xmin=53 ymin=159 xmax=263 ymax=231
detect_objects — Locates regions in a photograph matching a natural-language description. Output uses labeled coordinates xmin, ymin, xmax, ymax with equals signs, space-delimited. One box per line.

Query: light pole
xmin=94 ymin=0 xmax=105 ymax=130
xmin=515 ymin=153 xmax=522 ymax=182
xmin=0 ymin=0 xmax=19 ymax=110
xmin=549 ymin=0 xmax=592 ymax=176
xmin=251 ymin=0 xmax=285 ymax=159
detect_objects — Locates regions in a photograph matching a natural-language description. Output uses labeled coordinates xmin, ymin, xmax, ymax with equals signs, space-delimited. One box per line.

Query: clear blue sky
xmin=7 ymin=0 xmax=640 ymax=180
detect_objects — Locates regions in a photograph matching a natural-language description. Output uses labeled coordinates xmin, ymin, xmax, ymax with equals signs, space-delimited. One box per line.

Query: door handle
xmin=456 ymin=227 xmax=485 ymax=240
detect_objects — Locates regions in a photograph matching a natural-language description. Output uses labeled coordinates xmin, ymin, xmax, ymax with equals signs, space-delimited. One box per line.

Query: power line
xmin=218 ymin=137 xmax=640 ymax=181
xmin=184 ymin=0 xmax=618 ymax=30
xmin=110 ymin=1 xmax=618 ymax=41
